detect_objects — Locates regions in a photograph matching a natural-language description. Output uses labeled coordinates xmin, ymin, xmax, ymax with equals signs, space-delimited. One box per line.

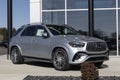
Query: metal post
xmin=88 ymin=0 xmax=94 ymax=36
xmin=7 ymin=0 xmax=13 ymax=59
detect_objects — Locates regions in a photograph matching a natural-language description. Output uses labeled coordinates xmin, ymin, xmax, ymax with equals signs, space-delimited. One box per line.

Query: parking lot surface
xmin=0 ymin=48 xmax=120 ymax=80
xmin=0 ymin=48 xmax=7 ymax=55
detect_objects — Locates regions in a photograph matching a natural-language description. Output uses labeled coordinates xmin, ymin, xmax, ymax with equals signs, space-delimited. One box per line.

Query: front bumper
xmin=69 ymin=51 xmax=109 ymax=64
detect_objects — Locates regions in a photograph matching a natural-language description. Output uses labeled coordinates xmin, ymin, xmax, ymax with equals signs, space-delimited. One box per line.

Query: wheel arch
xmin=51 ymin=46 xmax=70 ymax=60
xmin=10 ymin=45 xmax=22 ymax=55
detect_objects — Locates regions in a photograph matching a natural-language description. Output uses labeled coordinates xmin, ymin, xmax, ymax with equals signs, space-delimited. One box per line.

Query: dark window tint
xmin=48 ymin=27 xmax=60 ymax=35
xmin=21 ymin=26 xmax=36 ymax=36
xmin=47 ymin=25 xmax=78 ymax=35
xmin=67 ymin=0 xmax=88 ymax=9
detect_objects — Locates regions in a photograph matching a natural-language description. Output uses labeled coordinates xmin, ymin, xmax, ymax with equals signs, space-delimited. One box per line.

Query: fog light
xmin=72 ymin=53 xmax=87 ymax=62
xmin=72 ymin=53 xmax=82 ymax=61
xmin=76 ymin=54 xmax=81 ymax=60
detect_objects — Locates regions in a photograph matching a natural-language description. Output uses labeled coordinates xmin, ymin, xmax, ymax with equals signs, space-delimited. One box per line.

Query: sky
xmin=0 ymin=0 xmax=29 ymax=29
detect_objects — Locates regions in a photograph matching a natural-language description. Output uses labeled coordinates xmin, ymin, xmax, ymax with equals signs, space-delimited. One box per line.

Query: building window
xmin=118 ymin=0 xmax=120 ymax=7
xmin=42 ymin=12 xmax=65 ymax=24
xmin=67 ymin=11 xmax=88 ymax=35
xmin=94 ymin=0 xmax=116 ymax=8
xmin=42 ymin=0 xmax=65 ymax=10
xmin=67 ymin=0 xmax=88 ymax=9
xmin=94 ymin=10 xmax=116 ymax=55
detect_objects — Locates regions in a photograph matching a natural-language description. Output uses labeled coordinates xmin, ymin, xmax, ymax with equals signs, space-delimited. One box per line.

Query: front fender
xmin=50 ymin=44 xmax=72 ymax=62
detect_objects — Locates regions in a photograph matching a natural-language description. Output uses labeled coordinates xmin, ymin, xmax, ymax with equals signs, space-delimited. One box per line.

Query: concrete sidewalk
xmin=0 ymin=55 xmax=120 ymax=80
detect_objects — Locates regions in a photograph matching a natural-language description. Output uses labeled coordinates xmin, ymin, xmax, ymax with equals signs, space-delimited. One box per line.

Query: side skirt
xmin=23 ymin=56 xmax=52 ymax=63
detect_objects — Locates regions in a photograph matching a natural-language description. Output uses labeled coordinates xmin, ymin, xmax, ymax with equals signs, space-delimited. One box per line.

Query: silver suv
xmin=10 ymin=23 xmax=109 ymax=70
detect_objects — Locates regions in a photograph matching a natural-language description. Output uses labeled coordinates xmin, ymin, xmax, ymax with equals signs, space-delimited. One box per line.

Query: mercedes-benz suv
xmin=9 ymin=23 xmax=109 ymax=70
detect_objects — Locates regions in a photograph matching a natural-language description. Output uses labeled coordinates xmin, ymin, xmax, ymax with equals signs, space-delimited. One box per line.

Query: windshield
xmin=46 ymin=25 xmax=78 ymax=35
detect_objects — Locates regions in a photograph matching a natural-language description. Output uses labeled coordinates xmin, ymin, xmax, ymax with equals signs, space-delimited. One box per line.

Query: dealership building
xmin=30 ymin=0 xmax=120 ymax=56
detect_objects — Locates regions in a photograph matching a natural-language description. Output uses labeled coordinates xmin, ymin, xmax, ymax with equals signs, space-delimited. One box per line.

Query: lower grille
xmin=86 ymin=56 xmax=108 ymax=62
xmin=86 ymin=42 xmax=107 ymax=52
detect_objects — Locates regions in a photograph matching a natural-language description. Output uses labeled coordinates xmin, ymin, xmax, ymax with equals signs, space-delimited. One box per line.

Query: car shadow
xmin=25 ymin=61 xmax=81 ymax=71
xmin=97 ymin=64 xmax=108 ymax=69
xmin=25 ymin=61 xmax=54 ymax=68
xmin=24 ymin=61 xmax=108 ymax=71
xmin=71 ymin=64 xmax=108 ymax=71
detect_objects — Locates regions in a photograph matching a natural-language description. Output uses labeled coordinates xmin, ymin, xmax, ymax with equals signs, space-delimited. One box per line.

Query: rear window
xmin=14 ymin=28 xmax=23 ymax=36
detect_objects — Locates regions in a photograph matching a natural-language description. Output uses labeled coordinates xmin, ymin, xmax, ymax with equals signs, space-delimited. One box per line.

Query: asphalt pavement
xmin=0 ymin=48 xmax=120 ymax=80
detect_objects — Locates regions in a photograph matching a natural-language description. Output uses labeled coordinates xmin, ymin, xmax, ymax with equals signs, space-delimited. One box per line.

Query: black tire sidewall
xmin=10 ymin=47 xmax=24 ymax=64
xmin=53 ymin=48 xmax=70 ymax=71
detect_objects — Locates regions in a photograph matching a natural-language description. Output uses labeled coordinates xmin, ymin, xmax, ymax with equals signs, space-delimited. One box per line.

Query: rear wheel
xmin=10 ymin=47 xmax=24 ymax=64
xmin=53 ymin=48 xmax=70 ymax=71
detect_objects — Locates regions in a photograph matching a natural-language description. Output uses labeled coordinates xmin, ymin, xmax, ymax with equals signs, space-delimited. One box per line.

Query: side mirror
xmin=42 ymin=32 xmax=49 ymax=38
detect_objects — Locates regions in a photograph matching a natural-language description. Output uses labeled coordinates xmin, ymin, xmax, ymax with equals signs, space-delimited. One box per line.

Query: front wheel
xmin=10 ymin=47 xmax=24 ymax=64
xmin=53 ymin=48 xmax=70 ymax=71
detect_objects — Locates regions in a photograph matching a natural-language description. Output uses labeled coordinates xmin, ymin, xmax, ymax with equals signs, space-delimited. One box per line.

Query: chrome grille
xmin=86 ymin=42 xmax=107 ymax=52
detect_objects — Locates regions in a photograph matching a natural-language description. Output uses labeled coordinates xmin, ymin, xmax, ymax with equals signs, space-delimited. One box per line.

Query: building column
xmin=30 ymin=0 xmax=41 ymax=23
xmin=88 ymin=0 xmax=94 ymax=37
xmin=7 ymin=0 xmax=13 ymax=59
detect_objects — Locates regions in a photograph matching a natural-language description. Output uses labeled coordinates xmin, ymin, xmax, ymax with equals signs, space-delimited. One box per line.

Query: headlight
xmin=69 ymin=42 xmax=85 ymax=48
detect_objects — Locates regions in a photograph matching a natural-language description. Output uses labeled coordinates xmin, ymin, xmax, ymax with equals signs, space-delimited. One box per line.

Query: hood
xmin=53 ymin=35 xmax=105 ymax=43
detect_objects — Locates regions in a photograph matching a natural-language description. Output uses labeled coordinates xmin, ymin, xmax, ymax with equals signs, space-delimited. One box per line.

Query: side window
xmin=48 ymin=27 xmax=60 ymax=35
xmin=35 ymin=26 xmax=48 ymax=37
xmin=21 ymin=26 xmax=36 ymax=36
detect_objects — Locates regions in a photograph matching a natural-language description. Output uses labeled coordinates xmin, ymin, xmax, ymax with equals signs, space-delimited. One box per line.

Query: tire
xmin=10 ymin=47 xmax=24 ymax=64
xmin=94 ymin=62 xmax=103 ymax=67
xmin=53 ymin=48 xmax=70 ymax=71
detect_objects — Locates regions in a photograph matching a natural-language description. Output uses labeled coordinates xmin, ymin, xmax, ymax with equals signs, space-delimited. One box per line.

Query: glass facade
xmin=118 ymin=0 xmax=120 ymax=7
xmin=94 ymin=10 xmax=117 ymax=55
xmin=94 ymin=0 xmax=116 ymax=8
xmin=42 ymin=12 xmax=65 ymax=24
xmin=42 ymin=0 xmax=120 ymax=56
xmin=42 ymin=0 xmax=65 ymax=10
xmin=67 ymin=0 xmax=88 ymax=9
xmin=67 ymin=11 xmax=88 ymax=34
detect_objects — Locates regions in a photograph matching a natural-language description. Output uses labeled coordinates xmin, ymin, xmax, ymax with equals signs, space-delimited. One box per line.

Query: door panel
xmin=19 ymin=36 xmax=33 ymax=56
xmin=19 ymin=26 xmax=36 ymax=56
xmin=31 ymin=37 xmax=51 ymax=59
